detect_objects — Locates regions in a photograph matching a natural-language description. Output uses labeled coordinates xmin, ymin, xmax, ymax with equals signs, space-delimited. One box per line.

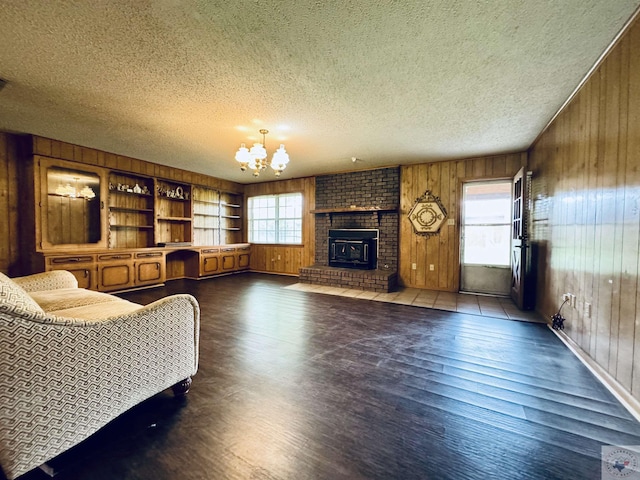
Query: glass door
xmin=460 ymin=180 xmax=512 ymax=295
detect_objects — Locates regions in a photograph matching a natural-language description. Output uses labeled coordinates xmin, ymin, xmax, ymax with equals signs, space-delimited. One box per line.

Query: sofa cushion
xmin=0 ymin=272 xmax=44 ymax=315
xmin=29 ymin=288 xmax=125 ymax=313
xmin=47 ymin=299 xmax=143 ymax=320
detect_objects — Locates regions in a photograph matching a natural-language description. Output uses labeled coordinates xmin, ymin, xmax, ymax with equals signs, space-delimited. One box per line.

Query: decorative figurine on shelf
xmin=142 ymin=185 xmax=150 ymax=195
xmin=133 ymin=183 xmax=142 ymax=194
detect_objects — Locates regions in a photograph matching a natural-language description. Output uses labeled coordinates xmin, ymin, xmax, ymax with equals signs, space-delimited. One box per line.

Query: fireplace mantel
xmin=311 ymin=206 xmax=397 ymax=225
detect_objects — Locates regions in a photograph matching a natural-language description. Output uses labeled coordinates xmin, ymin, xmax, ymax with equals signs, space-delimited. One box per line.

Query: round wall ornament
xmin=408 ymin=189 xmax=447 ymax=236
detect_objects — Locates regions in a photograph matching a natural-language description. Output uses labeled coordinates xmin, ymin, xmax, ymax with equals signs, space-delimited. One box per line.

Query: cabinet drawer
xmin=49 ymin=255 xmax=95 ymax=265
xmin=135 ymin=251 xmax=163 ymax=259
xmin=98 ymin=253 xmax=133 ymax=261
xmin=202 ymin=248 xmax=220 ymax=254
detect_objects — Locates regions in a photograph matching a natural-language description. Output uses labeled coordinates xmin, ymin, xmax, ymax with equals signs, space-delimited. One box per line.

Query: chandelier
xmin=234 ymin=129 xmax=290 ymax=177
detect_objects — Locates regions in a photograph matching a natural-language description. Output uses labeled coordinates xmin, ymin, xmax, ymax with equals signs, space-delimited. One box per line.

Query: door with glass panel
xmin=460 ymin=180 xmax=512 ymax=295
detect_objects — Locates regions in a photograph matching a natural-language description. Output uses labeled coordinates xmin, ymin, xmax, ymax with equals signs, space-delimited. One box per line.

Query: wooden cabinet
xmin=36 ymin=157 xmax=109 ymax=251
xmin=155 ymin=180 xmax=192 ymax=245
xmin=220 ymin=247 xmax=236 ymax=271
xmin=108 ymin=173 xmax=154 ymax=248
xmin=45 ymin=254 xmax=97 ymax=290
xmin=200 ymin=248 xmax=221 ymax=276
xmin=237 ymin=245 xmax=251 ymax=270
xmin=134 ymin=251 xmax=166 ymax=286
xmin=97 ymin=253 xmax=134 ymax=292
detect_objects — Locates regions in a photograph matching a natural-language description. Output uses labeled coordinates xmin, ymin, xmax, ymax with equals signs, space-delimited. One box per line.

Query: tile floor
xmin=284 ymin=283 xmax=545 ymax=323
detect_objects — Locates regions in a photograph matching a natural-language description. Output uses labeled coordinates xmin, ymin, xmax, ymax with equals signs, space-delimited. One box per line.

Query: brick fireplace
xmin=299 ymin=167 xmax=399 ymax=292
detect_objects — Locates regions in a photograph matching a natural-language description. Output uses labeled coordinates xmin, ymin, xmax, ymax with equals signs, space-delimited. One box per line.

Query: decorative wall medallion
xmin=408 ymin=190 xmax=447 ymax=236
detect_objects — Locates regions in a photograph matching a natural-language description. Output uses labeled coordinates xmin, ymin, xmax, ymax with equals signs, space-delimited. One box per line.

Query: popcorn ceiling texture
xmin=0 ymin=1 xmax=637 ymax=183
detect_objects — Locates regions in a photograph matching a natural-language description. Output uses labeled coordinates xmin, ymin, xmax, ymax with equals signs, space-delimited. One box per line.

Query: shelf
xmin=193 ymin=200 xmax=220 ymax=205
xmin=311 ymin=206 xmax=398 ymax=226
xmin=222 ymin=227 xmax=241 ymax=231
xmin=111 ymin=225 xmax=154 ymax=229
xmin=221 ymin=215 xmax=240 ymax=219
xmin=157 ymin=216 xmax=192 ymax=222
xmin=109 ymin=206 xmax=154 ymax=213
xmin=221 ymin=203 xmax=241 ymax=208
xmin=310 ymin=206 xmax=397 ymax=214
xmin=110 ymin=190 xmax=152 ymax=197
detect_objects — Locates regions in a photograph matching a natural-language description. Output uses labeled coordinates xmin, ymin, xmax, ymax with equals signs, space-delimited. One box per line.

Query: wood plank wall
xmin=31 ymin=136 xmax=243 ymax=194
xmin=399 ymin=153 xmax=527 ymax=291
xmin=0 ymin=133 xmax=22 ymax=275
xmin=528 ymin=16 xmax=640 ymax=401
xmin=244 ymin=178 xmax=315 ymax=275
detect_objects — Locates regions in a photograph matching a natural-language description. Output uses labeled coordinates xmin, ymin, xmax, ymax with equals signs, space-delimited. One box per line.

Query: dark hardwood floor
xmin=16 ymin=273 xmax=640 ymax=480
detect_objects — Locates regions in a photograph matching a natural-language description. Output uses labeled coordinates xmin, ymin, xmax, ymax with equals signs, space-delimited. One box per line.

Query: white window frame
xmin=247 ymin=192 xmax=303 ymax=245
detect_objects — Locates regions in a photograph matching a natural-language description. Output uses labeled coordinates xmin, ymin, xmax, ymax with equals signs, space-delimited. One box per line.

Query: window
xmin=248 ymin=193 xmax=303 ymax=244
xmin=462 ymin=181 xmax=511 ymax=266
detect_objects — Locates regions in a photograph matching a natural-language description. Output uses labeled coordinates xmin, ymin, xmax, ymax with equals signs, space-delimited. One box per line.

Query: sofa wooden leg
xmin=171 ymin=377 xmax=192 ymax=396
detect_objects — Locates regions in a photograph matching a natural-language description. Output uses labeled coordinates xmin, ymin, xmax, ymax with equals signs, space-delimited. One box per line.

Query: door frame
xmin=458 ymin=177 xmax=513 ymax=296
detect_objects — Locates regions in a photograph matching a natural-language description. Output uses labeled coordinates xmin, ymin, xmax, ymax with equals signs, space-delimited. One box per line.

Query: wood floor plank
xmin=16 ymin=273 xmax=640 ymax=480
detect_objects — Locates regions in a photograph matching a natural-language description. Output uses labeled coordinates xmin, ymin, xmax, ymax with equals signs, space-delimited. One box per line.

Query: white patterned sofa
xmin=0 ymin=270 xmax=200 ymax=480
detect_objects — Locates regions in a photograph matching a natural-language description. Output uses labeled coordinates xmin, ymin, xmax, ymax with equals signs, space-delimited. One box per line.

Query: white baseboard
xmin=549 ymin=325 xmax=640 ymax=423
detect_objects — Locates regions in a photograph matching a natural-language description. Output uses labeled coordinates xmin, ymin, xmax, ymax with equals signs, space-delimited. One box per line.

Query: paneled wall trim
xmin=529 ymin=16 xmax=640 ymax=404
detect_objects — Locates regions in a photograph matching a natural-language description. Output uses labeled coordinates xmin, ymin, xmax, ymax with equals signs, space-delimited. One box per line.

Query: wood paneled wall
xmin=529 ymin=17 xmax=640 ymax=401
xmin=244 ymin=178 xmax=315 ymax=275
xmin=32 ymin=136 xmax=243 ymax=193
xmin=399 ymin=153 xmax=527 ymax=291
xmin=0 ymin=133 xmax=22 ymax=275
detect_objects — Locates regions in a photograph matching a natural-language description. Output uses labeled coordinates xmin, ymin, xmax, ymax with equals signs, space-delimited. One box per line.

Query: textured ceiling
xmin=0 ymin=1 xmax=638 ymax=184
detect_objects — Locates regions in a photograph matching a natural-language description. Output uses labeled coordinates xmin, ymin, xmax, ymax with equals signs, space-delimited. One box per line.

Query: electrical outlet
xmin=562 ymin=293 xmax=570 ymax=302
xmin=411 ymin=263 xmax=417 ymax=270
xmin=277 ymin=255 xmax=281 ymax=260
xmin=570 ymin=294 xmax=576 ymax=307
xmin=429 ymin=264 xmax=435 ymax=271
xmin=585 ymin=302 xmax=591 ymax=318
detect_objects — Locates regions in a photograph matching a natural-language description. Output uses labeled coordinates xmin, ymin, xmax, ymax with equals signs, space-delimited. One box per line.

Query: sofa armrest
xmin=0 ymin=293 xmax=200 ymax=480
xmin=12 ymin=270 xmax=78 ymax=292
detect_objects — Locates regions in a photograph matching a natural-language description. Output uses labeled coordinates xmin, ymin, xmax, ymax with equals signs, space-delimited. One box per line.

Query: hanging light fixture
xmin=235 ymin=129 xmax=289 ymax=177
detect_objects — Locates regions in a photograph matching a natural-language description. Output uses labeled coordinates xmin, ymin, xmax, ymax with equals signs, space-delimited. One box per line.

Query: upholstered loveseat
xmin=0 ymin=270 xmax=200 ymax=480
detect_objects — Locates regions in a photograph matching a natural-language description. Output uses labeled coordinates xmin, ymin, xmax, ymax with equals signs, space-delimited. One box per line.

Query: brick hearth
xmin=299 ymin=265 xmax=398 ymax=293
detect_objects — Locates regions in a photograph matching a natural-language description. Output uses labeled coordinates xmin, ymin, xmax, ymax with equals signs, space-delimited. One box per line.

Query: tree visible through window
xmin=248 ymin=193 xmax=303 ymax=244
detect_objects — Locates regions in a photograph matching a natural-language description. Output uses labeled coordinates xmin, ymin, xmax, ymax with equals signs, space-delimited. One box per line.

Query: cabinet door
xmin=135 ymin=251 xmax=166 ymax=285
xmin=47 ymin=255 xmax=97 ymax=290
xmin=98 ymin=253 xmax=134 ymax=291
xmin=237 ymin=246 xmax=250 ymax=269
xmin=37 ymin=157 xmax=109 ymax=251
xmin=136 ymin=261 xmax=164 ymax=284
xmin=201 ymin=255 xmax=220 ymax=275
xmin=221 ymin=248 xmax=236 ymax=271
